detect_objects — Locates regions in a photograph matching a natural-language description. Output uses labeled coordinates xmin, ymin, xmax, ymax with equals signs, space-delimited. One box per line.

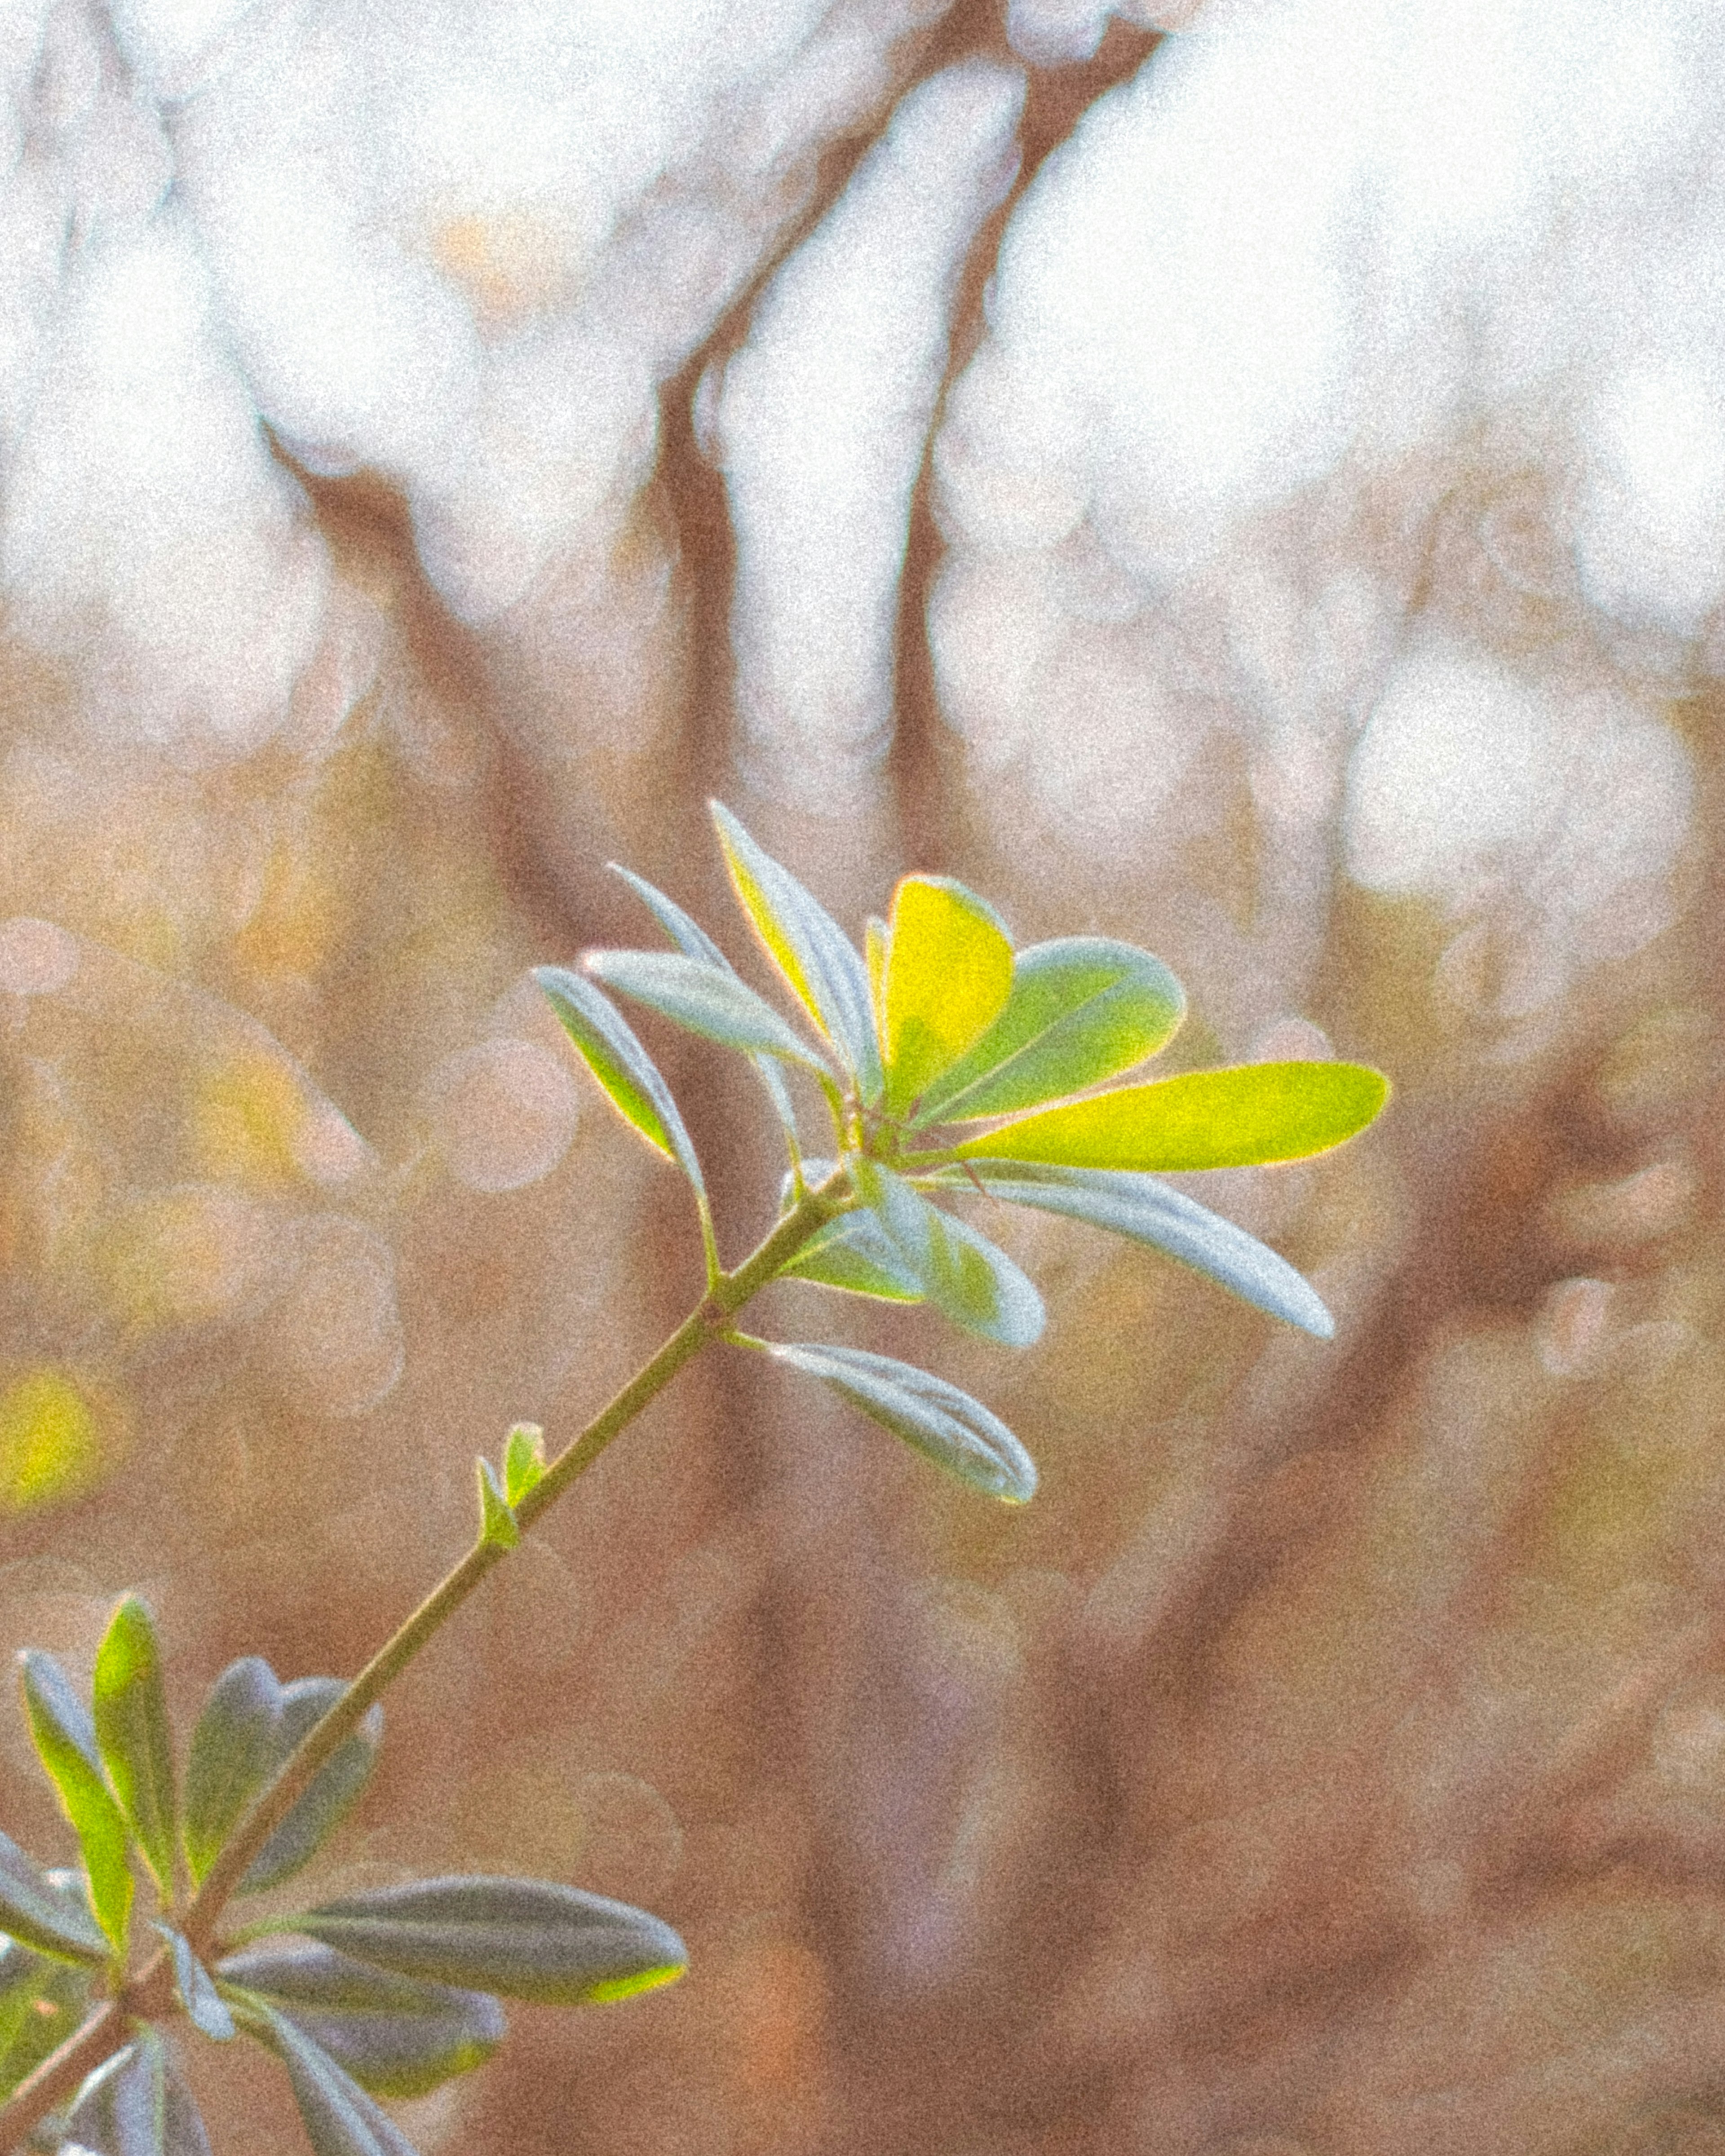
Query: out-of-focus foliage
xmin=2 ymin=0 xmax=1724 ymax=2150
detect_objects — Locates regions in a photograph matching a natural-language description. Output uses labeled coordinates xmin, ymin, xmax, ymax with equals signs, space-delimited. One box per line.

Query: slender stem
xmin=0 ymin=1167 xmax=849 ymax=2156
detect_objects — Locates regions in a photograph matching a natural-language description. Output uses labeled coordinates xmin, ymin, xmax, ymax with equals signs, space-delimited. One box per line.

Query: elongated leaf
xmin=610 ymin=865 xmax=802 ymax=1148
xmin=182 ymin=1659 xmax=280 ymax=1885
xmin=502 ymin=1423 xmax=546 ymax=1507
xmin=534 ymin=966 xmax=707 ymax=1199
xmin=583 ymin=950 xmax=832 ymax=1074
xmin=216 ymin=1944 xmax=504 ymax=2098
xmin=241 ymin=1681 xmax=383 ymax=1896
xmin=777 ymin=1211 xmax=925 ymax=1303
xmin=0 ymin=1828 xmax=107 ymax=1965
xmin=853 ymin=1160 xmax=1044 ymax=1348
xmin=63 ymin=2028 xmax=208 ymax=2156
xmin=230 ymin=2000 xmax=421 ymax=2156
xmin=289 ymin=1877 xmax=686 ymax=2006
xmin=764 ymin=1341 xmax=1037 ymax=1503
xmin=155 ymin=1926 xmax=234 ymax=2041
xmin=917 ymin=937 xmax=1186 ymax=1125
xmin=938 ymin=1162 xmax=1334 ymax=1336
xmin=880 ymin=877 xmax=1014 ymax=1116
xmin=954 ymin=1060 xmax=1390 ymax=1171
xmin=182 ymin=1661 xmax=382 ymax=1894
xmin=710 ymin=802 xmax=882 ymax=1099
xmin=17 ymin=1653 xmax=132 ymax=1953
xmin=92 ymin=1599 xmax=177 ymax=1899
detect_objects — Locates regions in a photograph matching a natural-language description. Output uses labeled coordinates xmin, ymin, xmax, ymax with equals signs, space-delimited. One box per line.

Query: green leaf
xmin=240 ymin=1682 xmax=383 ymax=1896
xmin=0 ymin=1828 xmax=108 ymax=1966
xmin=853 ymin=1160 xmax=1044 ymax=1348
xmin=16 ymin=1653 xmax=132 ymax=1954
xmin=215 ymin=1944 xmax=505 ymax=2098
xmin=534 ymin=965 xmax=707 ymax=1199
xmin=610 ymin=865 xmax=803 ymax=1149
xmin=0 ymin=1927 xmax=92 ymax=2103
xmin=182 ymin=1659 xmax=281 ymax=1886
xmin=916 ymin=937 xmax=1186 ymax=1125
xmin=155 ymin=1924 xmax=234 ymax=2041
xmin=62 ymin=2027 xmax=211 ymax=2156
xmin=762 ymin=1341 xmax=1037 ymax=1503
xmin=954 ymin=1060 xmax=1391 ymax=1171
xmin=777 ymin=1211 xmax=925 ymax=1303
xmin=474 ymin=1458 xmax=519 ymax=1550
xmin=288 ymin=1877 xmax=687 ymax=2006
xmin=934 ymin=1162 xmax=1334 ymax=1337
xmin=230 ymin=2000 xmax=421 ymax=2156
xmin=91 ymin=1597 xmax=177 ymax=1899
xmin=583 ymin=951 xmax=833 ymax=1075
xmin=501 ymin=1423 xmax=546 ymax=1507
xmin=879 ymin=877 xmax=1014 ymax=1116
xmin=710 ymin=802 xmax=882 ymax=1100
xmin=182 ymin=1660 xmax=383 ymax=1895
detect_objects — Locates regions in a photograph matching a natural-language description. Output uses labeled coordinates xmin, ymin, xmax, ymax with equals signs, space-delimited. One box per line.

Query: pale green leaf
xmin=709 ymin=802 xmax=881 ymax=1099
xmin=763 ymin=1341 xmax=1037 ymax=1503
xmin=534 ymin=966 xmax=706 ymax=1198
xmin=916 ymin=937 xmax=1186 ymax=1125
xmin=934 ymin=1162 xmax=1334 ymax=1336
xmin=181 ymin=1658 xmax=280 ymax=1886
xmin=777 ymin=1211 xmax=925 ymax=1303
xmin=879 ymin=877 xmax=1013 ymax=1116
xmin=0 ymin=1829 xmax=108 ymax=1966
xmin=853 ymin=1160 xmax=1044 ymax=1347
xmin=583 ymin=950 xmax=832 ymax=1074
xmin=0 ymin=1939 xmax=90 ymax=2104
xmin=230 ymin=2000 xmax=421 ymax=2156
xmin=610 ymin=864 xmax=802 ymax=1148
xmin=214 ymin=1944 xmax=505 ymax=2099
xmin=954 ymin=1060 xmax=1391 ymax=1171
xmin=290 ymin=1877 xmax=686 ymax=2006
xmin=240 ymin=1681 xmax=382 ymax=1896
xmin=155 ymin=1925 xmax=234 ymax=2041
xmin=16 ymin=1652 xmax=132 ymax=1953
xmin=92 ymin=1597 xmax=177 ymax=1899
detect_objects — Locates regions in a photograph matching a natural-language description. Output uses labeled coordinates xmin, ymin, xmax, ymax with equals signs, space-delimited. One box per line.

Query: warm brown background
xmin=2 ymin=3 xmax=1723 ymax=2153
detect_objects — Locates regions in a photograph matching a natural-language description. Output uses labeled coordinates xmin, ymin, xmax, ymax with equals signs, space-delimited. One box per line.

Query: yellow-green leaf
xmin=954 ymin=1061 xmax=1390 ymax=1172
xmin=92 ymin=1596 xmax=177 ymax=1899
xmin=17 ymin=1652 xmax=133 ymax=1953
xmin=535 ymin=965 xmax=705 ymax=1198
xmin=880 ymin=878 xmax=1014 ymax=1116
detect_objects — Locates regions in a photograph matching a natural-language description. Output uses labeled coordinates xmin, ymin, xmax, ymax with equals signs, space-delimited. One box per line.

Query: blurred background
xmin=1 ymin=0 xmax=1723 ymax=2149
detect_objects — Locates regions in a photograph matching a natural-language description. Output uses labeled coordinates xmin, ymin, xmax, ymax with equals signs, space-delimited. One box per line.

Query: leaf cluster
xmin=539 ymin=804 xmax=1389 ymax=1502
xmin=2 ymin=1600 xmax=684 ymax=2155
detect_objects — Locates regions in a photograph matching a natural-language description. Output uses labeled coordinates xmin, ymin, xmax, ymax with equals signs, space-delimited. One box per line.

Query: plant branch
xmin=0 ymin=1166 xmax=849 ymax=2156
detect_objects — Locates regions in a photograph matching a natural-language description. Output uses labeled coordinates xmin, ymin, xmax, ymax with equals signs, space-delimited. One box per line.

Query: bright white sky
xmin=0 ymin=0 xmax=1713 ymax=997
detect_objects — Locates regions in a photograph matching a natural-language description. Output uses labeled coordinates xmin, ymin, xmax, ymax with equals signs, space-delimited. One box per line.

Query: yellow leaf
xmin=880 ymin=879 xmax=1013 ymax=1116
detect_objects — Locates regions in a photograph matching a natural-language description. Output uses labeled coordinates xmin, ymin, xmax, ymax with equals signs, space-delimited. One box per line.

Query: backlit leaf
xmin=215 ymin=1944 xmax=505 ymax=2099
xmin=474 ymin=1458 xmax=519 ymax=1550
xmin=0 ymin=1930 xmax=92 ymax=2103
xmin=879 ymin=877 xmax=1013 ymax=1115
xmin=501 ymin=1423 xmax=546 ymax=1507
xmin=240 ymin=1681 xmax=382 ymax=1896
xmin=777 ymin=1211 xmax=925 ymax=1303
xmin=710 ymin=803 xmax=881 ymax=1099
xmin=941 ymin=1162 xmax=1334 ymax=1336
xmin=92 ymin=1598 xmax=177 ymax=1898
xmin=583 ymin=951 xmax=832 ymax=1074
xmin=230 ymin=2000 xmax=420 ymax=2156
xmin=954 ymin=1060 xmax=1390 ymax=1171
xmin=534 ymin=966 xmax=706 ymax=1198
xmin=289 ymin=1877 xmax=686 ymax=2007
xmin=763 ymin=1341 xmax=1037 ymax=1503
xmin=853 ymin=1160 xmax=1044 ymax=1348
xmin=610 ymin=865 xmax=802 ymax=1148
xmin=916 ymin=937 xmax=1186 ymax=1125
xmin=17 ymin=1653 xmax=132 ymax=1953
xmin=0 ymin=1829 xmax=108 ymax=1965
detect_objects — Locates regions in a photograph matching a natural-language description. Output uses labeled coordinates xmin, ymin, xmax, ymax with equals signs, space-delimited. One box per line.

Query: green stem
xmin=0 ymin=1167 xmax=849 ymax=2156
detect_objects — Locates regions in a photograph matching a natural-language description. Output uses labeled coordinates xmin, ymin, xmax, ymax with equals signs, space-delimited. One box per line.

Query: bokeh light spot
xmin=0 ymin=1368 xmax=106 ymax=1511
